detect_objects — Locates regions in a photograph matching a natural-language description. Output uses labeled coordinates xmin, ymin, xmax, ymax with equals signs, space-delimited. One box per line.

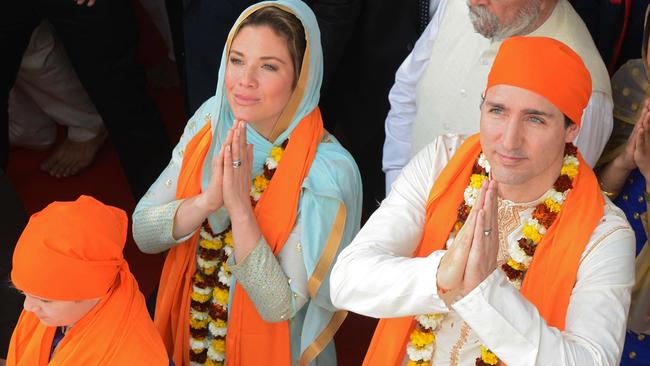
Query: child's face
xmin=22 ymin=293 xmax=100 ymax=327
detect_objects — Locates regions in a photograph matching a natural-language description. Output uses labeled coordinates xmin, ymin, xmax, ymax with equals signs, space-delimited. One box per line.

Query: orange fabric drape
xmin=7 ymin=195 xmax=168 ymax=366
xmin=363 ymin=135 xmax=604 ymax=365
xmin=7 ymin=266 xmax=168 ymax=366
xmin=155 ymin=108 xmax=324 ymax=365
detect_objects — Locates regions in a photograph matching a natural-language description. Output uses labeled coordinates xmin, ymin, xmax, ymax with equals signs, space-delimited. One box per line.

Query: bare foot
xmin=40 ymin=130 xmax=108 ymax=178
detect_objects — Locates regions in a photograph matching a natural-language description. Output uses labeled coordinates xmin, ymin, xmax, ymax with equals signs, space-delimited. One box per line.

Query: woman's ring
xmin=232 ymin=160 xmax=242 ymax=168
xmin=483 ymin=228 xmax=492 ymax=237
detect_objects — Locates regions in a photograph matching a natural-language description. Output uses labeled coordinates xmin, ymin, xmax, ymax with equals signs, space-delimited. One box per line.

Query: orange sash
xmin=363 ymin=134 xmax=604 ymax=365
xmin=7 ymin=265 xmax=169 ymax=366
xmin=155 ymin=108 xmax=324 ymax=365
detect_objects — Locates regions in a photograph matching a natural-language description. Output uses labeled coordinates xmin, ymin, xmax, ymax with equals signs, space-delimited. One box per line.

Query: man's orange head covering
xmin=486 ymin=36 xmax=592 ymax=125
xmin=12 ymin=195 xmax=127 ymax=300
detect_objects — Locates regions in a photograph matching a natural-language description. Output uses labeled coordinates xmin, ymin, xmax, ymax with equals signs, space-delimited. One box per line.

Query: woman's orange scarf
xmin=6 ymin=265 xmax=169 ymax=366
xmin=363 ymin=134 xmax=604 ymax=365
xmin=155 ymin=108 xmax=324 ymax=365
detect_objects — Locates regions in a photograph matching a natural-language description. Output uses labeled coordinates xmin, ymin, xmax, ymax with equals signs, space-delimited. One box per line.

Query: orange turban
xmin=12 ymin=195 xmax=127 ymax=300
xmin=7 ymin=196 xmax=169 ymax=365
xmin=486 ymin=36 xmax=592 ymax=125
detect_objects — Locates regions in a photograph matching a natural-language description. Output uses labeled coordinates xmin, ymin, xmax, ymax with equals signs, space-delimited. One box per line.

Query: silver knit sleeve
xmin=229 ymin=237 xmax=294 ymax=322
xmin=132 ymin=199 xmax=195 ymax=254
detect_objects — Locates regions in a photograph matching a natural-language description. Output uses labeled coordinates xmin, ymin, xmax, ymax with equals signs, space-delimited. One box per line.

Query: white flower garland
xmin=188 ymin=140 xmax=287 ymax=366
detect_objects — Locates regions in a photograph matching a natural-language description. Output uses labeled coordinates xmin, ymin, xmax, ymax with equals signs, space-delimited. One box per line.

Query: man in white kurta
xmin=331 ymin=37 xmax=635 ymax=365
xmin=382 ymin=0 xmax=612 ymax=191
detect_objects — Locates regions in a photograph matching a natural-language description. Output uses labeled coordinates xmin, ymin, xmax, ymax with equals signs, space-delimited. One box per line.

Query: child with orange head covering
xmin=6 ymin=195 xmax=170 ymax=365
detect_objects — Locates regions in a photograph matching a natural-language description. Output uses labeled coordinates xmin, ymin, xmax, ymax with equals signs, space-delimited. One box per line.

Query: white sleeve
xmin=575 ymin=91 xmax=613 ymax=167
xmin=382 ymin=0 xmax=447 ymax=194
xmin=331 ymin=135 xmax=464 ymax=317
xmin=453 ymin=224 xmax=635 ymax=366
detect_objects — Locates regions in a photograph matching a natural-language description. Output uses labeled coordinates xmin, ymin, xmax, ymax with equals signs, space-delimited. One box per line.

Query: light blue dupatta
xmin=195 ymin=1 xmax=362 ymax=363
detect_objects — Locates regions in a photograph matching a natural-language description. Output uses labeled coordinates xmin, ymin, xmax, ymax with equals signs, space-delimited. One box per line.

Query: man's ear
xmin=565 ymin=122 xmax=580 ymax=143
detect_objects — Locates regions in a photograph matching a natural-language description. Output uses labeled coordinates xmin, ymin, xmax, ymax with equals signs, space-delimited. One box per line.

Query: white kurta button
xmin=296 ymin=243 xmax=302 ymax=252
xmin=165 ymin=179 xmax=172 ymax=188
xmin=443 ymin=123 xmax=450 ymax=130
xmin=460 ymin=89 xmax=467 ymax=97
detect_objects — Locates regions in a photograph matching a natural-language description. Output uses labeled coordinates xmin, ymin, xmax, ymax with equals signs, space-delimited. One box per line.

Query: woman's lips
xmin=233 ymin=94 xmax=260 ymax=106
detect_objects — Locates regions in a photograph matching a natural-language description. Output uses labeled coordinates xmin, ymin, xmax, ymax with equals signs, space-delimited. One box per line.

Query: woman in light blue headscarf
xmin=132 ymin=1 xmax=362 ymax=365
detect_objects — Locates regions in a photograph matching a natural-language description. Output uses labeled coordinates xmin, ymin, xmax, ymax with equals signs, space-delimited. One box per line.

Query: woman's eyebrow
xmin=230 ymin=49 xmax=286 ymax=64
xmin=260 ymin=56 xmax=286 ymax=64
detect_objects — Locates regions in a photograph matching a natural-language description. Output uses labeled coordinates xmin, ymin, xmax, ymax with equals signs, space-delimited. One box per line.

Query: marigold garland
xmin=405 ymin=144 xmax=578 ymax=366
xmin=188 ymin=140 xmax=287 ymax=366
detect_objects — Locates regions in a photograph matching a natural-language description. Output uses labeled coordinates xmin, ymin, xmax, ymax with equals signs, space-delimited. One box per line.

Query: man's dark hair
xmin=564 ymin=115 xmax=574 ymax=129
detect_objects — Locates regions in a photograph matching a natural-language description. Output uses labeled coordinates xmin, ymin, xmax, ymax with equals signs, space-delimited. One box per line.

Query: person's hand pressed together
xmin=597 ymin=98 xmax=650 ymax=198
xmin=462 ymin=179 xmax=499 ymax=296
xmin=634 ymin=99 xmax=650 ymax=182
xmin=222 ymin=121 xmax=262 ymax=262
xmin=223 ymin=120 xmax=255 ymax=221
xmin=436 ymin=180 xmax=500 ymax=306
